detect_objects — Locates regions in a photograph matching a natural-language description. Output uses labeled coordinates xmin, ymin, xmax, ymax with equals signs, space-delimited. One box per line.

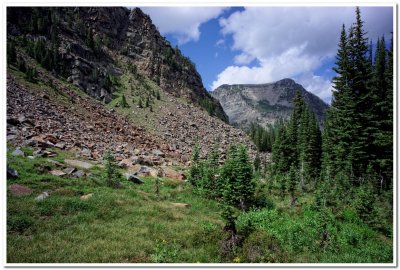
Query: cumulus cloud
xmin=212 ymin=43 xmax=321 ymax=89
xmin=212 ymin=6 xmax=393 ymax=102
xmin=142 ymin=7 xmax=227 ymax=45
xmin=296 ymin=73 xmax=334 ymax=104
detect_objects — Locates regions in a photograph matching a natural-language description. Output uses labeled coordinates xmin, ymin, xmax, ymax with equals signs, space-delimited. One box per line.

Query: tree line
xmin=188 ymin=7 xmax=393 ymax=239
xmin=269 ymin=7 xmax=392 ymax=233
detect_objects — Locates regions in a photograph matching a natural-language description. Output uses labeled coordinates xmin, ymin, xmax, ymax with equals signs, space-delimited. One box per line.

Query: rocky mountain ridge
xmin=7 ymin=7 xmax=259 ymax=167
xmin=7 ymin=7 xmax=227 ymax=122
xmin=211 ymin=79 xmax=329 ymax=129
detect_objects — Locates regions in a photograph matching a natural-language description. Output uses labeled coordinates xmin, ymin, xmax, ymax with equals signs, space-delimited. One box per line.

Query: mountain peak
xmin=276 ymin=78 xmax=296 ymax=86
xmin=211 ymin=80 xmax=329 ymax=128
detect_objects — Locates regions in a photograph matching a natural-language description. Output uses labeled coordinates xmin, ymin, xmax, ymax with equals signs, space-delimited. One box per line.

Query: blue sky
xmin=142 ymin=6 xmax=393 ymax=104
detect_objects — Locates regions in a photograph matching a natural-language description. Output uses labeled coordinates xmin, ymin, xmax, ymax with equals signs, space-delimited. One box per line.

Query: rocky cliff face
xmin=7 ymin=7 xmax=227 ymax=122
xmin=7 ymin=7 xmax=257 ymax=165
xmin=211 ymin=79 xmax=329 ymax=128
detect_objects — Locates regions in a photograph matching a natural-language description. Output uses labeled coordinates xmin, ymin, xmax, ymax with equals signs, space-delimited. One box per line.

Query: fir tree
xmin=7 ymin=41 xmax=17 ymax=66
xmin=254 ymin=152 xmax=261 ymax=173
xmin=288 ymin=164 xmax=297 ymax=203
xmin=188 ymin=144 xmax=201 ymax=187
xmin=121 ymin=94 xmax=128 ymax=108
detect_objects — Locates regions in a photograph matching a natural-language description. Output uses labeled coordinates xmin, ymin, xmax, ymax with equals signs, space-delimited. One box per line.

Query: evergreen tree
xmin=254 ymin=152 xmax=261 ymax=173
xmin=368 ymin=36 xmax=393 ymax=189
xmin=188 ymin=144 xmax=201 ymax=187
xmin=121 ymin=94 xmax=128 ymax=108
xmin=103 ymin=150 xmax=121 ymax=188
xmin=221 ymin=144 xmax=255 ymax=211
xmin=324 ymin=7 xmax=392 ymax=191
xmin=348 ymin=7 xmax=372 ymax=175
xmin=288 ymin=164 xmax=297 ymax=199
xmin=235 ymin=145 xmax=255 ymax=210
xmin=7 ymin=41 xmax=17 ymax=66
xmin=272 ymin=91 xmax=321 ymax=191
xmin=203 ymin=145 xmax=221 ymax=199
xmin=220 ymin=144 xmax=238 ymax=207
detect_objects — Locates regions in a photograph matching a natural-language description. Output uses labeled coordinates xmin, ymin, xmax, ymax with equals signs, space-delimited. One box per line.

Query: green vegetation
xmin=248 ymin=121 xmax=283 ymax=152
xmin=185 ymin=140 xmax=392 ymax=263
xmin=7 ymin=145 xmax=225 ymax=263
xmin=6 ymin=6 xmax=392 ymax=264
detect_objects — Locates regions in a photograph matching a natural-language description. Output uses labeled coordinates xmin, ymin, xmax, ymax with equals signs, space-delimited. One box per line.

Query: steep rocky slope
xmin=7 ymin=7 xmax=258 ymax=166
xmin=7 ymin=7 xmax=227 ymax=122
xmin=211 ymin=79 xmax=329 ymax=128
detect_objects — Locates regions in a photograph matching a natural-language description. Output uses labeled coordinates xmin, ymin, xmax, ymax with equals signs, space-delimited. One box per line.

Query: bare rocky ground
xmin=7 ymin=72 xmax=260 ymax=176
xmin=7 ymin=75 xmax=174 ymax=167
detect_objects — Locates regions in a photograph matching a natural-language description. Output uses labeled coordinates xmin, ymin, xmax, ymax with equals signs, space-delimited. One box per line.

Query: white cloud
xmin=142 ymin=7 xmax=227 ymax=45
xmin=234 ymin=53 xmax=255 ymax=65
xmin=296 ymin=73 xmax=333 ymax=104
xmin=212 ymin=6 xmax=393 ymax=102
xmin=212 ymin=44 xmax=321 ymax=89
xmin=216 ymin=38 xmax=225 ymax=47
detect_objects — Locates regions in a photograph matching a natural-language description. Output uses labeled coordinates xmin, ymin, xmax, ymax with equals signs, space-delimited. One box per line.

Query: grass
xmin=7 ymin=145 xmax=393 ymax=263
xmin=7 ymin=145 xmax=225 ymax=263
xmin=105 ymin=62 xmax=167 ymax=136
xmin=235 ymin=197 xmax=392 ymax=263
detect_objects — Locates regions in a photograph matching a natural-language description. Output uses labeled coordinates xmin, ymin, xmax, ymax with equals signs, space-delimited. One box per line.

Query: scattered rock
xmin=63 ymin=167 xmax=76 ymax=175
xmin=171 ymin=202 xmax=191 ymax=208
xmin=64 ymin=159 xmax=93 ymax=170
xmin=28 ymin=135 xmax=55 ymax=148
xmin=72 ymin=170 xmax=85 ymax=178
xmin=125 ymin=173 xmax=144 ymax=184
xmin=152 ymin=149 xmax=165 ymax=158
xmin=118 ymin=158 xmax=132 ymax=168
xmin=18 ymin=115 xmax=34 ymax=127
xmin=35 ymin=191 xmax=49 ymax=201
xmin=81 ymin=147 xmax=91 ymax=157
xmin=47 ymin=159 xmax=64 ymax=167
xmin=80 ymin=193 xmax=93 ymax=200
xmin=9 ymin=184 xmax=32 ymax=196
xmin=50 ymin=170 xmax=67 ymax=176
xmin=127 ymin=165 xmax=159 ymax=177
xmin=162 ymin=167 xmax=186 ymax=181
xmin=7 ymin=166 xmax=19 ymax=178
xmin=12 ymin=147 xmax=25 ymax=157
xmin=42 ymin=150 xmax=57 ymax=157
xmin=55 ymin=142 xmax=66 ymax=149
xmin=7 ymin=116 xmax=20 ymax=126
xmin=37 ymin=164 xmax=52 ymax=173
xmin=33 ymin=149 xmax=44 ymax=157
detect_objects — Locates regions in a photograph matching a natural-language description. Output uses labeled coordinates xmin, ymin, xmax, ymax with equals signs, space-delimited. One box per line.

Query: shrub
xmin=7 ymin=215 xmax=36 ymax=233
xmin=238 ymin=229 xmax=285 ymax=263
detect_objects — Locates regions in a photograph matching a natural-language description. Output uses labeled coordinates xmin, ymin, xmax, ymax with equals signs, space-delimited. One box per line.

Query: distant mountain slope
xmin=211 ymin=79 xmax=329 ymax=128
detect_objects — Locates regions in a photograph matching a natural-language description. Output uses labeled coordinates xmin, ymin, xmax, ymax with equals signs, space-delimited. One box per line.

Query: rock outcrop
xmin=7 ymin=7 xmax=227 ymax=122
xmin=211 ymin=79 xmax=329 ymax=128
xmin=7 ymin=7 xmax=260 ymax=166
